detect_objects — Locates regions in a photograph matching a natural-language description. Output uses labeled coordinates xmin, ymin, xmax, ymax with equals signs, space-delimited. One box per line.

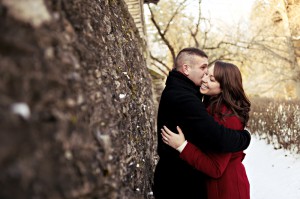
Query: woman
xmin=161 ymin=61 xmax=251 ymax=199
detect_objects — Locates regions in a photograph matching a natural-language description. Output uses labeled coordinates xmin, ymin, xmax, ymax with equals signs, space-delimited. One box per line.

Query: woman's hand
xmin=161 ymin=126 xmax=186 ymax=149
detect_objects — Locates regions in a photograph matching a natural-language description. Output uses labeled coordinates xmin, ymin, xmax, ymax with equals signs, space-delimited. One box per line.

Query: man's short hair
xmin=174 ymin=47 xmax=208 ymax=69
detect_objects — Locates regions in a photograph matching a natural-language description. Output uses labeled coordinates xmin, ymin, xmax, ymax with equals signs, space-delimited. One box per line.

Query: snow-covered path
xmin=244 ymin=136 xmax=300 ymax=199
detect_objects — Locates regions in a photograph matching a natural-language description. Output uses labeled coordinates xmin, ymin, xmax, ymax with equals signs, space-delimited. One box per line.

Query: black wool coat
xmin=153 ymin=70 xmax=251 ymax=199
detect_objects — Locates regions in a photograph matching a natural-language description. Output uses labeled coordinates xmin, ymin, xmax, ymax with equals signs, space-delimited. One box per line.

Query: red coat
xmin=180 ymin=106 xmax=250 ymax=199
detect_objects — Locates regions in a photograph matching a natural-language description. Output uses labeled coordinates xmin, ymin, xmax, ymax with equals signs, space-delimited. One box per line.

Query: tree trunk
xmin=0 ymin=0 xmax=156 ymax=198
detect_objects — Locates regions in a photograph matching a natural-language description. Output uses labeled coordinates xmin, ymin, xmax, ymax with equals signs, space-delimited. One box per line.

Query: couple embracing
xmin=153 ymin=47 xmax=251 ymax=199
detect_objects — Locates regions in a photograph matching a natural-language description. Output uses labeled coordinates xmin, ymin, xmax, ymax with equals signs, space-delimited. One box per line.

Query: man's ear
xmin=182 ymin=64 xmax=189 ymax=76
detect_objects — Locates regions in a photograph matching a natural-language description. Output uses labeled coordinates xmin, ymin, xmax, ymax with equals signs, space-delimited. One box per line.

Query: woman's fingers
xmin=176 ymin=126 xmax=183 ymax=135
xmin=163 ymin=126 xmax=175 ymax=136
xmin=176 ymin=126 xmax=186 ymax=140
xmin=162 ymin=135 xmax=168 ymax=144
xmin=161 ymin=128 xmax=170 ymax=139
xmin=162 ymin=137 xmax=167 ymax=143
xmin=161 ymin=129 xmax=169 ymax=143
xmin=161 ymin=129 xmax=174 ymax=140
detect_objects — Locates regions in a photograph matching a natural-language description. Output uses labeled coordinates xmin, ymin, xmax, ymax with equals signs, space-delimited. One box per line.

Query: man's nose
xmin=202 ymin=73 xmax=208 ymax=81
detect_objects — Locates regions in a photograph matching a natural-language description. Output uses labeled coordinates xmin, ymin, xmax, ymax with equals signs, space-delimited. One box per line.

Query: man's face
xmin=186 ymin=56 xmax=208 ymax=86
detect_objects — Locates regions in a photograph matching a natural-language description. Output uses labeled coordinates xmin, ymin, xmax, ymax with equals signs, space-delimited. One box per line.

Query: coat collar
xmin=166 ymin=69 xmax=201 ymax=95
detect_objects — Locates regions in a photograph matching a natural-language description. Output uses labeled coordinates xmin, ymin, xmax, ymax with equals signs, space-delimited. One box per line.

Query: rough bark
xmin=0 ymin=0 xmax=156 ymax=198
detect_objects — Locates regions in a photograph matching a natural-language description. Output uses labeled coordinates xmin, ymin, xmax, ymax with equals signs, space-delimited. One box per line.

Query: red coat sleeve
xmin=180 ymin=143 xmax=231 ymax=178
xmin=180 ymin=111 xmax=244 ymax=179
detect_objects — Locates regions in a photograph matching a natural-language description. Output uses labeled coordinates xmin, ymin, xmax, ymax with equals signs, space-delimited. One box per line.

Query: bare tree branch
xmin=208 ymin=53 xmax=233 ymax=65
xmin=201 ymin=19 xmax=211 ymax=49
xmin=148 ymin=2 xmax=188 ymax=62
xmin=151 ymin=62 xmax=169 ymax=76
xmin=251 ymin=41 xmax=293 ymax=64
xmin=204 ymin=41 xmax=250 ymax=50
xmin=146 ymin=0 xmax=300 ymax=92
xmin=257 ymin=77 xmax=295 ymax=94
xmin=189 ymin=0 xmax=202 ymax=48
xmin=150 ymin=52 xmax=171 ymax=72
xmin=164 ymin=0 xmax=188 ymax=35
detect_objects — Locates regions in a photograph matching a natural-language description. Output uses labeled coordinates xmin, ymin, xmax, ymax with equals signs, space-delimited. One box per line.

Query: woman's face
xmin=200 ymin=65 xmax=222 ymax=96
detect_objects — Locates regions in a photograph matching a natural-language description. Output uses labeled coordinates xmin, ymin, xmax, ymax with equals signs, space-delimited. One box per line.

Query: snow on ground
xmin=244 ymin=136 xmax=300 ymax=199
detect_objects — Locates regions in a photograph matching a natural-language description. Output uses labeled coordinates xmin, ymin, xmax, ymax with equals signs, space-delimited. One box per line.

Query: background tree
xmin=146 ymin=0 xmax=251 ymax=73
xmin=145 ymin=0 xmax=300 ymax=99
xmin=246 ymin=0 xmax=300 ymax=97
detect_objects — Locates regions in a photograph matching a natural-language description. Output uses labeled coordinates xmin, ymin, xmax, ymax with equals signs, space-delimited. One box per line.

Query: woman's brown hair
xmin=205 ymin=61 xmax=251 ymax=127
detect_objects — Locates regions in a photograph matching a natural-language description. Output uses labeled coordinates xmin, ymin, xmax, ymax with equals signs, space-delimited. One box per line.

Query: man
xmin=153 ymin=47 xmax=251 ymax=199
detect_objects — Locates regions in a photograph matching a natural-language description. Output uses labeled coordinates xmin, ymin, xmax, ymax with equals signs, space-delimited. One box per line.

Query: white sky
xmin=186 ymin=0 xmax=256 ymax=25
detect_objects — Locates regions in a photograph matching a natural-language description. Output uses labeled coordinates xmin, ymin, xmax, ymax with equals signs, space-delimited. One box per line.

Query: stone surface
xmin=0 ymin=0 xmax=156 ymax=198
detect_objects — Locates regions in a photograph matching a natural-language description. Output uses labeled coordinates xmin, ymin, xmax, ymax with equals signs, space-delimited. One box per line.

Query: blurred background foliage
xmin=145 ymin=0 xmax=300 ymax=99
